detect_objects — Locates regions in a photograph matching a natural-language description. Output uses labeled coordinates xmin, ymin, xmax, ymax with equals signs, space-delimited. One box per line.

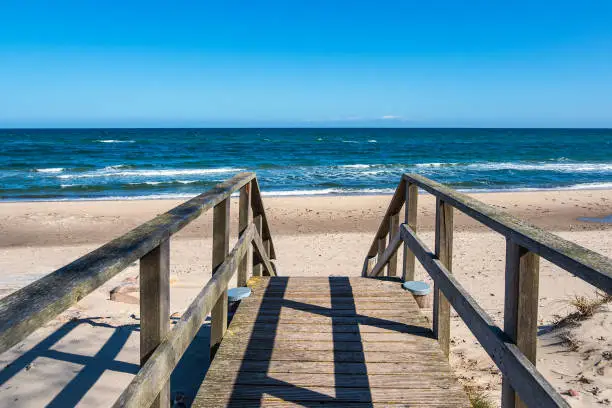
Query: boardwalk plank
xmin=194 ymin=276 xmax=470 ymax=407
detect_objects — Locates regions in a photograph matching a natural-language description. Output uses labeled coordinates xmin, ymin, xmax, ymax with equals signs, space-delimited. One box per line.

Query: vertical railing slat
xmin=377 ymin=235 xmax=387 ymax=275
xmin=388 ymin=213 xmax=400 ymax=277
xmin=238 ymin=182 xmax=252 ymax=287
xmin=139 ymin=239 xmax=171 ymax=408
xmin=434 ymin=198 xmax=453 ymax=358
xmin=253 ymin=215 xmax=263 ymax=277
xmin=502 ymin=239 xmax=540 ymax=408
xmin=210 ymin=198 xmax=230 ymax=359
xmin=402 ymin=182 xmax=418 ymax=281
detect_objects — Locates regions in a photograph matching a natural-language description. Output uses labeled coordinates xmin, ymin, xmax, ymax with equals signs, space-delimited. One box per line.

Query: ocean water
xmin=1 ymin=128 xmax=611 ymax=201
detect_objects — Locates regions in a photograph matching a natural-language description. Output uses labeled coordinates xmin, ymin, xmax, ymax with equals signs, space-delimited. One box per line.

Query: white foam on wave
xmin=464 ymin=162 xmax=612 ymax=172
xmin=35 ymin=168 xmax=64 ymax=173
xmin=415 ymin=162 xmax=457 ymax=168
xmin=95 ymin=139 xmax=135 ymax=144
xmin=339 ymin=164 xmax=372 ymax=169
xmin=57 ymin=167 xmax=243 ymax=179
xmin=368 ymin=140 xmax=377 ymax=143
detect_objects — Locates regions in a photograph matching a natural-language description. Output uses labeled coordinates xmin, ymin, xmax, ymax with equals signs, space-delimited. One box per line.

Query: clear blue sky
xmin=1 ymin=1 xmax=611 ymax=128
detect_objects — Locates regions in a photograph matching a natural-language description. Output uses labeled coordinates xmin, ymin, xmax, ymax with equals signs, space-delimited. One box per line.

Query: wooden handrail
xmin=403 ymin=173 xmax=612 ymax=293
xmin=113 ymin=223 xmax=256 ymax=408
xmin=401 ymin=224 xmax=568 ymax=408
xmin=0 ymin=172 xmax=256 ymax=354
xmin=365 ymin=173 xmax=612 ymax=407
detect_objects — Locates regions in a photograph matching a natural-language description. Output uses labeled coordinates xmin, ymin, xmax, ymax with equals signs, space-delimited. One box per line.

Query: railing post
xmin=139 ymin=239 xmax=170 ymax=408
xmin=377 ymin=235 xmax=387 ymax=275
xmin=253 ymin=215 xmax=263 ymax=277
xmin=402 ymin=182 xmax=418 ymax=281
xmin=238 ymin=182 xmax=252 ymax=287
xmin=502 ymin=239 xmax=540 ymax=408
xmin=388 ymin=213 xmax=400 ymax=276
xmin=433 ymin=198 xmax=453 ymax=358
xmin=211 ymin=198 xmax=230 ymax=359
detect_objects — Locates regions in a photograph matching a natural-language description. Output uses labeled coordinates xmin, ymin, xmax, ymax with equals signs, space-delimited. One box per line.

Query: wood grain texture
xmin=502 ymin=240 xmax=540 ymax=408
xmin=211 ymin=198 xmax=230 ymax=359
xmin=403 ymin=173 xmax=611 ymax=294
xmin=401 ymin=224 xmax=569 ymax=408
xmin=388 ymin=213 xmax=400 ymax=277
xmin=402 ymin=181 xmax=418 ymax=281
xmin=237 ymin=182 xmax=252 ymax=287
xmin=139 ymin=239 xmax=170 ymax=408
xmin=194 ymin=276 xmax=469 ymax=407
xmin=433 ymin=198 xmax=453 ymax=358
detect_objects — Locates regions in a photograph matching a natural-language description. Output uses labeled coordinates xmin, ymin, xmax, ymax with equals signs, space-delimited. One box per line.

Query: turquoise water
xmin=1 ymin=128 xmax=611 ymax=201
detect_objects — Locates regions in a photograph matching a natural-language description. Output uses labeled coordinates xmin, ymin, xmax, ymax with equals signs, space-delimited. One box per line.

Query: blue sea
xmin=1 ymin=128 xmax=611 ymax=201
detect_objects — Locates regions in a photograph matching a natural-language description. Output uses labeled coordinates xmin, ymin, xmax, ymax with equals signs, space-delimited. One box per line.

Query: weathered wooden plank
xmin=502 ymin=239 xmax=540 ymax=408
xmin=377 ymin=235 xmax=387 ymax=275
xmin=227 ymin=328 xmax=432 ymax=343
xmin=215 ymin=346 xmax=444 ymax=363
xmin=250 ymin=177 xmax=276 ymax=260
xmin=0 ymin=172 xmax=255 ymax=354
xmin=388 ymin=213 xmax=400 ymax=277
xmin=219 ymin=338 xmax=440 ymax=352
xmin=211 ymin=198 xmax=230 ymax=359
xmin=370 ymin=227 xmax=403 ymax=277
xmin=237 ymin=182 xmax=252 ymax=287
xmin=403 ymin=173 xmax=612 ymax=294
xmin=433 ymin=197 xmax=452 ymax=358
xmin=252 ymin=229 xmax=276 ymax=277
xmin=238 ymin=300 xmax=420 ymax=312
xmin=112 ymin=224 xmax=254 ymax=408
xmin=204 ymin=370 xmax=462 ymax=389
xmin=252 ymin=215 xmax=264 ymax=277
xmin=205 ymin=359 xmax=454 ymax=375
xmin=226 ymin=321 xmax=431 ymax=334
xmin=366 ymin=177 xmax=406 ymax=257
xmin=139 ymin=239 xmax=170 ymax=408
xmin=194 ymin=399 xmax=463 ymax=408
xmin=229 ymin=312 xmax=429 ymax=326
xmin=403 ymin=181 xmax=419 ymax=281
xmin=401 ymin=224 xmax=569 ymax=408
xmin=197 ymin=383 xmax=470 ymax=405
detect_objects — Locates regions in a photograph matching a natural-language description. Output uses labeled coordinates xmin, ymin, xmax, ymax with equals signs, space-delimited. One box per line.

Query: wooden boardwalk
xmin=194 ymin=276 xmax=470 ymax=407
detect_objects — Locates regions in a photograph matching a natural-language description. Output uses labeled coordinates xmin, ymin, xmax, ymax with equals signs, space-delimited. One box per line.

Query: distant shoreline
xmin=2 ymin=184 xmax=612 ymax=203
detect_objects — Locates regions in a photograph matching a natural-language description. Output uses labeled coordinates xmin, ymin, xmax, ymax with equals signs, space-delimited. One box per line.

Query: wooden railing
xmin=364 ymin=173 xmax=612 ymax=408
xmin=0 ymin=172 xmax=277 ymax=408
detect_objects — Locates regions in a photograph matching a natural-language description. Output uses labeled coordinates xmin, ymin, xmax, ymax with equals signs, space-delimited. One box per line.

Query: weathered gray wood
xmin=377 ymin=235 xmax=387 ymax=274
xmin=401 ymin=224 xmax=569 ymax=408
xmin=0 ymin=172 xmax=255 ymax=354
xmin=361 ymin=256 xmax=376 ymax=277
xmin=367 ymin=178 xmax=406 ymax=257
xmin=502 ymin=239 xmax=540 ymax=408
xmin=403 ymin=173 xmax=612 ymax=294
xmin=211 ymin=198 xmax=230 ymax=358
xmin=388 ymin=213 xmax=400 ymax=276
xmin=252 ymin=230 xmax=277 ymax=277
xmin=196 ymin=276 xmax=470 ymax=408
xmin=252 ymin=215 xmax=264 ymax=277
xmin=402 ymin=181 xmax=418 ymax=281
xmin=112 ymin=224 xmax=254 ymax=408
xmin=238 ymin=182 xmax=252 ymax=287
xmin=139 ymin=240 xmax=170 ymax=408
xmin=433 ymin=198 xmax=453 ymax=358
xmin=250 ymin=177 xmax=277 ymax=259
xmin=370 ymin=227 xmax=402 ymax=277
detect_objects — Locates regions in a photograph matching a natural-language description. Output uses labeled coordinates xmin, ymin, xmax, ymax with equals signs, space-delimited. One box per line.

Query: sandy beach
xmin=0 ymin=189 xmax=610 ymax=407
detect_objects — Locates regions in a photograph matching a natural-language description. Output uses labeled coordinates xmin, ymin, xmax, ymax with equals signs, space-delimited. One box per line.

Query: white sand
xmin=0 ymin=189 xmax=610 ymax=407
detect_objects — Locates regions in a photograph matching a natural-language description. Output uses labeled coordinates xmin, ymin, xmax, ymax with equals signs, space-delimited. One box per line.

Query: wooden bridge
xmin=0 ymin=172 xmax=610 ymax=407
